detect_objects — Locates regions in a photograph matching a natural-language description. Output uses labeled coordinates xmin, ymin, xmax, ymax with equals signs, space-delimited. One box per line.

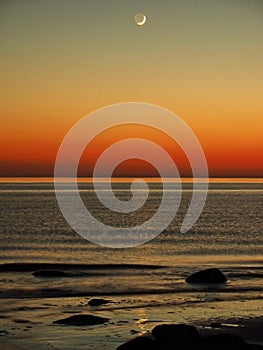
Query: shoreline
xmin=1 ymin=316 xmax=262 ymax=349
xmin=0 ymin=263 xmax=262 ymax=349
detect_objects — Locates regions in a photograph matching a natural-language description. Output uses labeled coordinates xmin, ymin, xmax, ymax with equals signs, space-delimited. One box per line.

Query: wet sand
xmin=0 ymin=294 xmax=262 ymax=350
xmin=1 ymin=317 xmax=262 ymax=349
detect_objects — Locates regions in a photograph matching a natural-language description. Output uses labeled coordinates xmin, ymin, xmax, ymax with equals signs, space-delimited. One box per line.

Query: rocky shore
xmin=117 ymin=322 xmax=263 ymax=350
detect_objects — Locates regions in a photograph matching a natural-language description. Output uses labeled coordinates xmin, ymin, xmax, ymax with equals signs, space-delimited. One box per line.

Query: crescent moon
xmin=135 ymin=13 xmax=147 ymax=26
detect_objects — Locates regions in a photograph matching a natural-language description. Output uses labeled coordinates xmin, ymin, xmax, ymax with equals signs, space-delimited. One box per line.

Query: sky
xmin=1 ymin=0 xmax=263 ymax=177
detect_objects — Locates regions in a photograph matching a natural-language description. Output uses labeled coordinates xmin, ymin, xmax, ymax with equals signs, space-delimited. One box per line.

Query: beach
xmin=0 ymin=261 xmax=262 ymax=349
xmin=0 ymin=180 xmax=262 ymax=349
xmin=0 ymin=288 xmax=262 ymax=349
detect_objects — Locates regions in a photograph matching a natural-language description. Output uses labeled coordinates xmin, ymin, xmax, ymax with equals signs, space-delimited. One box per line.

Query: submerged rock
xmin=33 ymin=270 xmax=69 ymax=278
xmin=88 ymin=298 xmax=111 ymax=306
xmin=210 ymin=322 xmax=222 ymax=328
xmin=53 ymin=314 xmax=109 ymax=326
xmin=13 ymin=319 xmax=30 ymax=324
xmin=185 ymin=268 xmax=227 ymax=283
xmin=117 ymin=336 xmax=157 ymax=350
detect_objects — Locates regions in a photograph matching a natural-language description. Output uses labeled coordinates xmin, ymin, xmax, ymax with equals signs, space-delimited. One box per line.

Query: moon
xmin=134 ymin=13 xmax=147 ymax=26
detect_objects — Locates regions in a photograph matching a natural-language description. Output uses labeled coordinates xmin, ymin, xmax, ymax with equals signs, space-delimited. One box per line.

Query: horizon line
xmin=0 ymin=176 xmax=262 ymax=183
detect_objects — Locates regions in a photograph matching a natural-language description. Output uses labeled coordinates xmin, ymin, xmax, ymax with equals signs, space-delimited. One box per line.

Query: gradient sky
xmin=1 ymin=0 xmax=262 ymax=177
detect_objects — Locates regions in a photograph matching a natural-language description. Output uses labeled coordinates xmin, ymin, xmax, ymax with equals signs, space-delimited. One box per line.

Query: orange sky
xmin=1 ymin=1 xmax=262 ymax=177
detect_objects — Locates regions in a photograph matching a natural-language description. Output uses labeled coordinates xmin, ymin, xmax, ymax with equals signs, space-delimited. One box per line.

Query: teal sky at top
xmin=1 ymin=0 xmax=262 ymax=93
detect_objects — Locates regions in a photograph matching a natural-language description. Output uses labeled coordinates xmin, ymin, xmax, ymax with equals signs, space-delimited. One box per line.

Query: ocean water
xmin=1 ymin=179 xmax=263 ymax=261
xmin=0 ymin=179 xmax=262 ymax=349
xmin=0 ymin=179 xmax=262 ymax=295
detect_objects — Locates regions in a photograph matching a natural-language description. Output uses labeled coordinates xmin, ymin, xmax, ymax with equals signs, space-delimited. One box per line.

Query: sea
xmin=0 ymin=178 xmax=262 ymax=349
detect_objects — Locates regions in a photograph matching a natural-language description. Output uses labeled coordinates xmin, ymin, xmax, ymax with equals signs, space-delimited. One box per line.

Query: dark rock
xmin=53 ymin=314 xmax=109 ymax=326
xmin=152 ymin=324 xmax=200 ymax=348
xmin=186 ymin=268 xmax=227 ymax=283
xmin=198 ymin=333 xmax=247 ymax=350
xmin=117 ymin=336 xmax=157 ymax=350
xmin=33 ymin=270 xmax=69 ymax=278
xmin=88 ymin=298 xmax=111 ymax=306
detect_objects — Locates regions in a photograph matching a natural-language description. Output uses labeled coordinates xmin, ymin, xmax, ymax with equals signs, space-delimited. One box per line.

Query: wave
xmin=0 ymin=262 xmax=167 ymax=272
xmin=0 ymin=285 xmax=262 ymax=300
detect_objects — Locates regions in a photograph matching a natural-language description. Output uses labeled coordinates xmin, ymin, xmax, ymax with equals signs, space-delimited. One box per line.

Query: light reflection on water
xmin=0 ymin=180 xmax=262 ymax=263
